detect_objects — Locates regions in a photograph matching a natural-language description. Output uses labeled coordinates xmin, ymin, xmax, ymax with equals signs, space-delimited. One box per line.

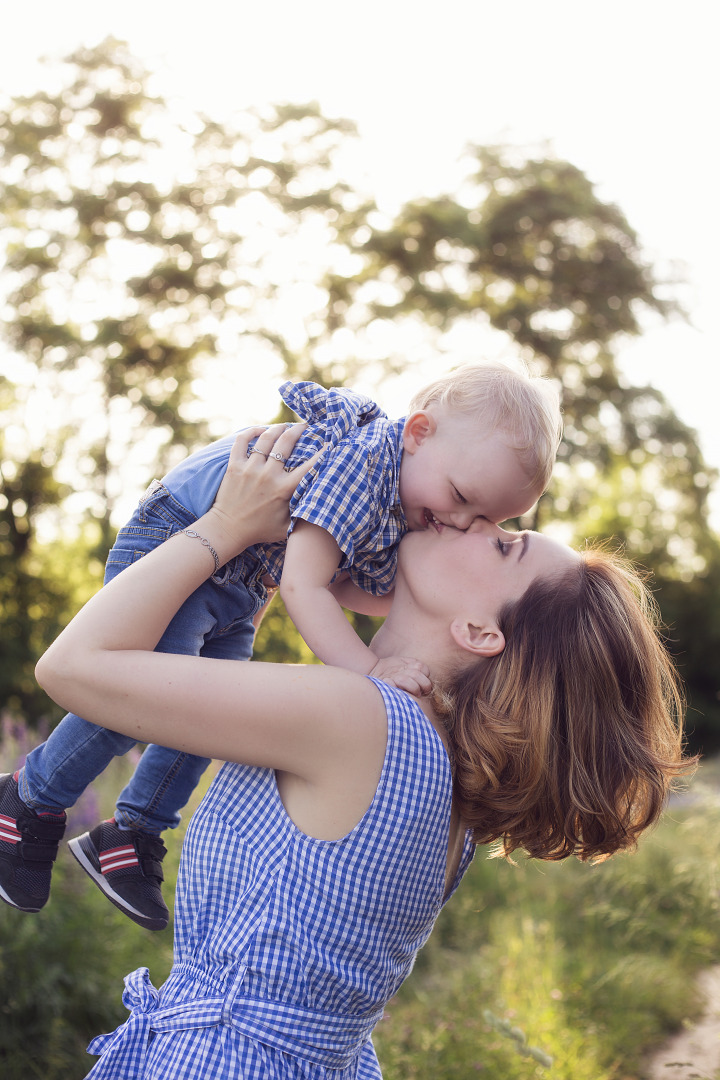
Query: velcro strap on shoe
xmin=135 ymin=834 xmax=167 ymax=884
xmin=22 ymin=817 xmax=67 ymax=844
xmin=139 ymin=855 xmax=164 ymax=883
xmin=19 ymin=840 xmax=60 ymax=864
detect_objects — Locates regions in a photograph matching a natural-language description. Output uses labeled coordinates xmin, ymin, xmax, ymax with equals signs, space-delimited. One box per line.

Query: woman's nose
xmin=465 ymin=517 xmax=492 ymax=534
xmin=450 ymin=511 xmax=478 ymax=531
xmin=466 ymin=519 xmax=520 ymax=540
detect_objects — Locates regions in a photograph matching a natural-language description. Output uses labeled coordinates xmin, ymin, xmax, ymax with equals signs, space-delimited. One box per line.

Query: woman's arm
xmin=35 ymin=426 xmax=387 ymax=788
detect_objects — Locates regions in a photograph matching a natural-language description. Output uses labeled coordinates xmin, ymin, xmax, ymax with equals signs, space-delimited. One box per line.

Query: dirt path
xmin=644 ymin=965 xmax=720 ymax=1080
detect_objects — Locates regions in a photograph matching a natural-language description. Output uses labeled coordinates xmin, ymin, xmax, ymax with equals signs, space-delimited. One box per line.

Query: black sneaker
xmin=68 ymin=819 xmax=169 ymax=931
xmin=0 ymin=772 xmax=66 ymax=912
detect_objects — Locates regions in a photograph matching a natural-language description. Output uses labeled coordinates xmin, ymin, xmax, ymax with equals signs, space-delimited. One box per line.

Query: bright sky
xmin=3 ymin=0 xmax=719 ymax=525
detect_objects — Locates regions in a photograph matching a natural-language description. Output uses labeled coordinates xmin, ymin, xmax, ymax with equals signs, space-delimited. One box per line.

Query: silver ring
xmin=249 ymin=447 xmax=268 ymax=458
xmin=268 ymin=452 xmax=287 ymax=463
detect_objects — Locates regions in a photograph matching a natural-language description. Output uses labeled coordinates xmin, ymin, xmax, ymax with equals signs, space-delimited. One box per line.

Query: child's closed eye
xmin=452 ymin=486 xmax=467 ymax=503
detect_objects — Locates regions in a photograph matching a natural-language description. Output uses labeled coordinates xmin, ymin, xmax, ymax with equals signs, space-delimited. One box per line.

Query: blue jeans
xmin=19 ymin=482 xmax=267 ymax=833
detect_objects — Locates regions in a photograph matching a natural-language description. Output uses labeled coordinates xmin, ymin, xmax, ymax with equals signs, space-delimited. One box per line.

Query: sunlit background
xmin=3 ymin=11 xmax=720 ymax=1075
xmin=3 ymin=0 xmax=718 ymax=523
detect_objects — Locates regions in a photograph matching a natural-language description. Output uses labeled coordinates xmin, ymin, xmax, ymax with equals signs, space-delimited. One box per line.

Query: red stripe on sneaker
xmin=101 ymin=854 xmax=140 ymax=872
xmin=99 ymin=844 xmax=135 ymax=861
xmin=99 ymin=844 xmax=138 ymax=874
xmin=0 ymin=814 xmax=21 ymax=844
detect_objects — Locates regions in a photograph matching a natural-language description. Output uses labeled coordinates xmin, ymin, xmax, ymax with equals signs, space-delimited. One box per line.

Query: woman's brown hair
xmin=435 ymin=545 xmax=697 ymax=862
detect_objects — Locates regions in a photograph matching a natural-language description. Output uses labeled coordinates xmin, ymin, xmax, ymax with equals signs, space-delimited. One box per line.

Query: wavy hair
xmin=434 ymin=545 xmax=696 ymax=862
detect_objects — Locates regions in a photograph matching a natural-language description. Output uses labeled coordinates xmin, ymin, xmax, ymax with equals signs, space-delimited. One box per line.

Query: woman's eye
xmin=496 ymin=538 xmax=509 ymax=555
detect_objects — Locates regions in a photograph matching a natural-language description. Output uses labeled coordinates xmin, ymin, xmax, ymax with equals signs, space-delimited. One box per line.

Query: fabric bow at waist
xmin=86 ymin=967 xmax=383 ymax=1078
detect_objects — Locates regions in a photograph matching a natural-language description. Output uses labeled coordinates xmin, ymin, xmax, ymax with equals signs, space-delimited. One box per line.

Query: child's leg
xmin=16 ymin=484 xmax=179 ymax=815
xmin=111 ymin=567 xmax=262 ymax=833
xmin=114 ymin=747 xmax=211 ymax=833
xmin=19 ymin=713 xmax=138 ymax=814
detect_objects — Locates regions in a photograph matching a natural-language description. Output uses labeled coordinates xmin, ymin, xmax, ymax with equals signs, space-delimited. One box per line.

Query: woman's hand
xmin=202 ymin=423 xmax=322 ymax=560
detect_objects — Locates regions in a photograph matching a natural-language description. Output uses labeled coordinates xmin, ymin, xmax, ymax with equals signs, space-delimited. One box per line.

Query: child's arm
xmin=328 ymin=574 xmax=394 ymax=618
xmin=280 ymin=520 xmax=430 ymax=695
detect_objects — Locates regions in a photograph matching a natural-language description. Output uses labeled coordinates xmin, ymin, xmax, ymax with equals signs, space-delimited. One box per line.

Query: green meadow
xmin=1 ymin=737 xmax=718 ymax=1080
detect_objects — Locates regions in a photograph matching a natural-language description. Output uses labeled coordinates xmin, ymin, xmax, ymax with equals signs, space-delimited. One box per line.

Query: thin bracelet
xmin=177 ymin=529 xmax=221 ymax=573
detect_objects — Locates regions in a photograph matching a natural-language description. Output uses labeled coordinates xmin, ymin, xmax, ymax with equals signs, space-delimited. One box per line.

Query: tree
xmin=0 ymin=37 xmax=367 ymax=549
xmin=325 ymin=144 xmax=713 ymax=539
xmin=317 ymin=144 xmax=719 ymax=745
xmin=0 ymin=38 xmax=370 ymax=720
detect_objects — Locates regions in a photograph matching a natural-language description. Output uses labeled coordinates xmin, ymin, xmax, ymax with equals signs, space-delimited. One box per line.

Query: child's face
xmin=399 ymin=407 xmax=540 ymax=532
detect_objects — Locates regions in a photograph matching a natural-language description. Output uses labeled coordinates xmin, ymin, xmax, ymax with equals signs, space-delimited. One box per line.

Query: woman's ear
xmin=402 ymin=410 xmax=437 ymax=453
xmin=450 ymin=618 xmax=505 ymax=658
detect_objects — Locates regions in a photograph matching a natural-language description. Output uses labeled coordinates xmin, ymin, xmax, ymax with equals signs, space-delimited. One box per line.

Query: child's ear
xmin=402 ymin=411 xmax=437 ymax=453
xmin=450 ymin=618 xmax=505 ymax=658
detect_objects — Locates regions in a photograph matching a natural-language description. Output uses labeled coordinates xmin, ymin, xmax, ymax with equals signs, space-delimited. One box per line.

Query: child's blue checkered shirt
xmin=163 ymin=381 xmax=408 ymax=595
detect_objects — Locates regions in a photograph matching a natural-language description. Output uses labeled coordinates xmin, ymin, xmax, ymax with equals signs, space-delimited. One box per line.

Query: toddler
xmin=0 ymin=363 xmax=561 ymax=929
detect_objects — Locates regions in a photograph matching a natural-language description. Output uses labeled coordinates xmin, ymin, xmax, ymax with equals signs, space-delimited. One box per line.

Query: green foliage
xmin=0 ymin=859 xmax=173 ymax=1078
xmin=253 ymin=594 xmax=319 ymax=665
xmin=253 ymin=594 xmax=382 ymax=665
xmin=482 ymin=1012 xmax=553 ymax=1069
xmin=342 ymin=144 xmax=713 ymax=501
xmin=0 ymin=38 xmax=366 ymax=548
xmin=373 ymin=793 xmax=720 ymax=1079
xmin=554 ymin=462 xmax=720 ymax=749
xmin=657 ymin=545 xmax=720 ymax=751
xmin=0 ymin=38 xmax=370 ymax=725
xmin=0 ymin=484 xmax=104 ymax=719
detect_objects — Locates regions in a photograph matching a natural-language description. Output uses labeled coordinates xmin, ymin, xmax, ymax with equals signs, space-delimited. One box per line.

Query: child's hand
xmin=368 ymin=655 xmax=432 ymax=697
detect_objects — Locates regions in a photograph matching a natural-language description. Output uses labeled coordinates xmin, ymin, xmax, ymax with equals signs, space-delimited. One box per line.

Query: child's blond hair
xmin=409 ymin=362 xmax=562 ymax=492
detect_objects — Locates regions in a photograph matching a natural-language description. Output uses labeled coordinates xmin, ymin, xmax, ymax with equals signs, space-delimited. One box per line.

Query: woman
xmin=36 ymin=424 xmax=693 ymax=1079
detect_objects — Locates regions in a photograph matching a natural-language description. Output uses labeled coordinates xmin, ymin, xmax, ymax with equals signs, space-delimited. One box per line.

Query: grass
xmin=373 ymin=768 xmax=720 ymax=1079
xmin=2 ymin=722 xmax=718 ymax=1080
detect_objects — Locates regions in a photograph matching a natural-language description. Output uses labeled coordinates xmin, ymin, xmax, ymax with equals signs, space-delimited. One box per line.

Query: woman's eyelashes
xmin=496 ymin=537 xmax=510 ymax=555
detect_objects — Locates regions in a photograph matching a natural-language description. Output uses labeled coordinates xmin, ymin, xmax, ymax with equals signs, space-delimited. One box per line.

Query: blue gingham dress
xmin=85 ymin=681 xmax=475 ymax=1079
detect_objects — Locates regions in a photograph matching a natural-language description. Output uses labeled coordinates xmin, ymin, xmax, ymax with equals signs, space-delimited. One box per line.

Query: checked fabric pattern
xmin=163 ymin=381 xmax=408 ymax=597
xmin=85 ymin=681 xmax=475 ymax=1079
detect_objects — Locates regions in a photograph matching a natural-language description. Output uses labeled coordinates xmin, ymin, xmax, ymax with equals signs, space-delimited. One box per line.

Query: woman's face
xmin=396 ymin=518 xmax=579 ymax=629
